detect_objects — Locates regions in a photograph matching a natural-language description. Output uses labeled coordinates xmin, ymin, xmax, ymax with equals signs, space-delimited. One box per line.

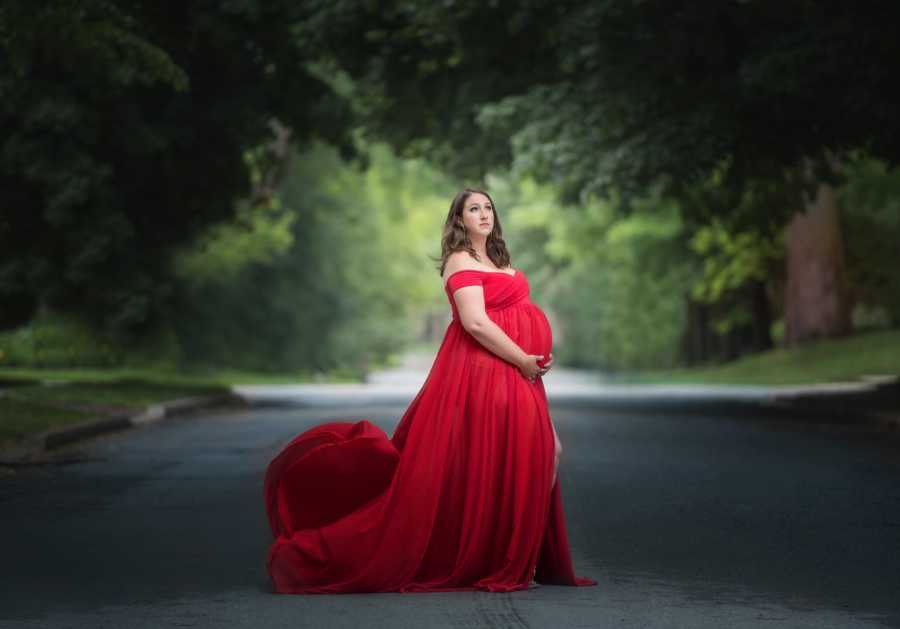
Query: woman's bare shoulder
xmin=442 ymin=251 xmax=477 ymax=278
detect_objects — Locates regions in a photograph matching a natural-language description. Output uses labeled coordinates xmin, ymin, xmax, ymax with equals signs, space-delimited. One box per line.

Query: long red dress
xmin=264 ymin=268 xmax=597 ymax=593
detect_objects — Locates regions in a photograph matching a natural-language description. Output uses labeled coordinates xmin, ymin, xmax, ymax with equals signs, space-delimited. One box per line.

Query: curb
xmin=0 ymin=391 xmax=247 ymax=465
xmin=759 ymin=398 xmax=900 ymax=430
xmin=761 ymin=375 xmax=900 ymax=430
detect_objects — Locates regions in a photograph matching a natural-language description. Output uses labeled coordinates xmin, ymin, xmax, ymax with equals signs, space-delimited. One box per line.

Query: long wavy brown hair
xmin=435 ymin=188 xmax=512 ymax=276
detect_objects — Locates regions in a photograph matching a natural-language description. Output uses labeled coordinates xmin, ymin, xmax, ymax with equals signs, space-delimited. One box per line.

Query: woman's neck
xmin=469 ymin=234 xmax=488 ymax=260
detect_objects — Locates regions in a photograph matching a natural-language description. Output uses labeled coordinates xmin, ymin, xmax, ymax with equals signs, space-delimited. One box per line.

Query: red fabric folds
xmin=264 ymin=268 xmax=597 ymax=593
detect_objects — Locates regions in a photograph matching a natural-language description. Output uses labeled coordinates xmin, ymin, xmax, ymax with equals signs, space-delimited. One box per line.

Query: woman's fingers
xmin=525 ymin=353 xmax=554 ymax=382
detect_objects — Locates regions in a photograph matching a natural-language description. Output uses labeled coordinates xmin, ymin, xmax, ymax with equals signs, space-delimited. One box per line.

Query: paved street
xmin=2 ymin=371 xmax=900 ymax=628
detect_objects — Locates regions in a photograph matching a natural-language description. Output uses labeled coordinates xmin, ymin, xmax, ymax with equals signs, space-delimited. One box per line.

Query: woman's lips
xmin=480 ymin=223 xmax=490 ymax=227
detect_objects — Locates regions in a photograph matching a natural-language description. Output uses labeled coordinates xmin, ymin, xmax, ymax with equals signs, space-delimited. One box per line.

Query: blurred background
xmin=5 ymin=6 xmax=900 ymax=623
xmin=1 ymin=0 xmax=898 ymax=388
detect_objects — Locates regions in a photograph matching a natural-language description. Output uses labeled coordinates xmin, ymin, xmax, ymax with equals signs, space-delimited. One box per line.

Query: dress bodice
xmin=443 ymin=269 xmax=531 ymax=319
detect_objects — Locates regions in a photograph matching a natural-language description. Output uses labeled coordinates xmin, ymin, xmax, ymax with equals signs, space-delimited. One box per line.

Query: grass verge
xmin=0 ymin=396 xmax=94 ymax=447
xmin=0 ymin=376 xmax=229 ymax=449
xmin=620 ymin=328 xmax=900 ymax=385
xmin=0 ymin=363 xmax=369 ymax=450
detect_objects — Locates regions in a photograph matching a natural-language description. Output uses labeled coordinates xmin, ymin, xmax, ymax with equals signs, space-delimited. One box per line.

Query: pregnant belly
xmin=489 ymin=303 xmax=553 ymax=368
xmin=530 ymin=305 xmax=553 ymax=368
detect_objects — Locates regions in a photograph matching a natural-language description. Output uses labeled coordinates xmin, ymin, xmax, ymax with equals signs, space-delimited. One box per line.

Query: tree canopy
xmin=0 ymin=0 xmax=353 ymax=334
xmin=3 ymin=1 xmax=899 ymax=369
xmin=307 ymin=1 xmax=900 ymax=211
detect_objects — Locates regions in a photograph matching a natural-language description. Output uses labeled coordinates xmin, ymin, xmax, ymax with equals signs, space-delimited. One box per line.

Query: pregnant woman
xmin=264 ymin=188 xmax=596 ymax=593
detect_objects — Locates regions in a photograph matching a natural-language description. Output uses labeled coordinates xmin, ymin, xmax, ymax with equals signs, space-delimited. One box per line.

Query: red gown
xmin=264 ymin=268 xmax=597 ymax=593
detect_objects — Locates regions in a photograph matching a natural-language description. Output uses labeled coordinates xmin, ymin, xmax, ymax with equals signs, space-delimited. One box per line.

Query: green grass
xmin=6 ymin=380 xmax=225 ymax=409
xmin=622 ymin=328 xmax=900 ymax=385
xmin=0 ymin=376 xmax=231 ymax=448
xmin=0 ymin=365 xmax=362 ymax=387
xmin=0 ymin=365 xmax=363 ymax=449
xmin=0 ymin=396 xmax=93 ymax=446
xmin=2 ymin=328 xmax=897 ymax=448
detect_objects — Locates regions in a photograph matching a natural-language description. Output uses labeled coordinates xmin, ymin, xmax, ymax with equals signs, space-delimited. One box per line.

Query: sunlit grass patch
xmin=627 ymin=328 xmax=900 ymax=385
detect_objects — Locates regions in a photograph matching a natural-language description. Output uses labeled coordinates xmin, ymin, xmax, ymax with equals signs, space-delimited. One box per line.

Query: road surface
xmin=2 ymin=369 xmax=899 ymax=628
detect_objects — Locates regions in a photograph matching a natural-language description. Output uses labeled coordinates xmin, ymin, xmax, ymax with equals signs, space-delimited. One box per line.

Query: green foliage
xmin=172 ymin=199 xmax=297 ymax=283
xmin=689 ymin=219 xmax=783 ymax=335
xmin=497 ymin=179 xmax=698 ymax=371
xmin=289 ymin=1 xmax=900 ymax=365
xmin=306 ymin=1 xmax=900 ymax=210
xmin=0 ymin=310 xmax=119 ymax=368
xmin=837 ymin=155 xmax=900 ymax=325
xmin=170 ymin=140 xmax=455 ymax=375
xmin=1 ymin=137 xmax=455 ymax=376
xmin=6 ymin=1 xmax=900 ymax=374
xmin=0 ymin=1 xmax=188 ymax=90
xmin=0 ymin=307 xmax=178 ymax=368
xmin=172 ymin=145 xmax=300 ymax=282
xmin=1 ymin=0 xmax=353 ymax=337
xmin=582 ymin=203 xmax=697 ymax=370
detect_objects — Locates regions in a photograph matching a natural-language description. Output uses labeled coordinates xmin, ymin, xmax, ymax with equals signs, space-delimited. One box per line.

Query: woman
xmin=264 ymin=188 xmax=596 ymax=593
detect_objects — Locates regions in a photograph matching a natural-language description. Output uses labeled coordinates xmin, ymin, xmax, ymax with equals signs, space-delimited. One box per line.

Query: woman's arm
xmin=452 ymin=285 xmax=543 ymax=377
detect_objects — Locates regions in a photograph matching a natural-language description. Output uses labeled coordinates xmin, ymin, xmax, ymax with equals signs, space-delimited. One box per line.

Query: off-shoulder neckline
xmin=442 ymin=267 xmax=517 ymax=289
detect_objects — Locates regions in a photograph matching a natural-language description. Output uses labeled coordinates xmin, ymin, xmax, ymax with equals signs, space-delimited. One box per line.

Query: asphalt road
xmin=2 ymin=392 xmax=900 ymax=628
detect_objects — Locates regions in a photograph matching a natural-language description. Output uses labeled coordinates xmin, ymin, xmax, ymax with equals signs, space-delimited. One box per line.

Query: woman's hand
xmin=518 ymin=352 xmax=554 ymax=382
xmin=541 ymin=352 xmax=554 ymax=376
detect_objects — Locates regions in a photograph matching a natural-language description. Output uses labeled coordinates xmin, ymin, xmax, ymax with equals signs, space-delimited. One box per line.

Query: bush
xmin=0 ymin=308 xmax=179 ymax=368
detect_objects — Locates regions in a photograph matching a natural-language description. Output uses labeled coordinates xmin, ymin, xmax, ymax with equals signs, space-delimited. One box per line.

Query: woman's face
xmin=460 ymin=193 xmax=494 ymax=238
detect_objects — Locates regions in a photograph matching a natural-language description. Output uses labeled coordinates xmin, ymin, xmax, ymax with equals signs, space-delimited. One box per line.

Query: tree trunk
xmin=250 ymin=118 xmax=293 ymax=209
xmin=682 ymin=282 xmax=774 ymax=366
xmin=682 ymin=296 xmax=708 ymax=365
xmin=783 ymin=181 xmax=852 ymax=345
xmin=748 ymin=279 xmax=774 ymax=353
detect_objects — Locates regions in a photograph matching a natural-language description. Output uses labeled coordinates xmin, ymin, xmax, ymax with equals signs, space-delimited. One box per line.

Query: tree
xmin=301 ymin=0 xmax=900 ymax=345
xmin=0 ymin=0 xmax=353 ymax=337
